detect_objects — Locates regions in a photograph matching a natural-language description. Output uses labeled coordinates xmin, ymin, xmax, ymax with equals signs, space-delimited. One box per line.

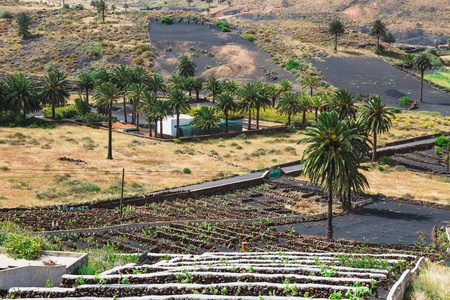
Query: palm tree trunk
xmin=160 ymin=118 xmax=163 ymax=138
xmin=420 ymin=70 xmax=424 ymax=102
xmin=372 ymin=131 xmax=377 ymax=162
xmin=288 ymin=113 xmax=291 ymax=126
xmin=212 ymin=92 xmax=215 ymax=104
xmin=23 ymin=110 xmax=26 ymax=123
xmin=148 ymin=118 xmax=152 ymax=137
xmin=132 ymin=99 xmax=136 ymax=124
xmin=176 ymin=110 xmax=180 ymax=138
xmin=272 ymin=97 xmax=276 ymax=108
xmin=107 ymin=101 xmax=113 ymax=160
xmin=86 ymin=88 xmax=89 ymax=105
xmin=136 ymin=113 xmax=140 ymax=131
xmin=256 ymin=107 xmax=260 ymax=130
xmin=377 ymin=35 xmax=380 ymax=49
xmin=334 ymin=34 xmax=338 ymax=51
xmin=347 ymin=181 xmax=352 ymax=210
xmin=327 ymin=173 xmax=333 ymax=241
xmin=102 ymin=9 xmax=105 ymax=22
xmin=123 ymin=96 xmax=127 ymax=123
xmin=196 ymin=91 xmax=200 ymax=101
xmin=315 ymin=108 xmax=318 ymax=121
xmin=310 ymin=87 xmax=313 ymax=97
xmin=52 ymin=104 xmax=56 ymax=119
xmin=154 ymin=119 xmax=158 ymax=137
xmin=302 ymin=110 xmax=306 ymax=125
xmin=248 ymin=110 xmax=251 ymax=130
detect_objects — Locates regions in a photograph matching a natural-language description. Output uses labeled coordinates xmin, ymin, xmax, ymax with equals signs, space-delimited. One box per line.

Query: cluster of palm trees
xmin=0 ymin=70 xmax=70 ymax=121
xmin=299 ymin=92 xmax=394 ymax=241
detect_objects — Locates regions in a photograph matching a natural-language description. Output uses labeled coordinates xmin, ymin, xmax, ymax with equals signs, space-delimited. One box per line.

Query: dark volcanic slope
xmin=149 ymin=21 xmax=296 ymax=84
xmin=312 ymin=56 xmax=450 ymax=115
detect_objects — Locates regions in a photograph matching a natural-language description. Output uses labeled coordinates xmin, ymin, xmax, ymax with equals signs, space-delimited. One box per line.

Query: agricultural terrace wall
xmin=376 ymin=141 xmax=436 ymax=157
xmin=379 ymin=132 xmax=450 ymax=148
xmin=386 ymin=257 xmax=428 ymax=300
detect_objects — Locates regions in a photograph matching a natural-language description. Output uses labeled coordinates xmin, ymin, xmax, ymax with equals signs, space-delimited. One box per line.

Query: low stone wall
xmin=386 ymin=257 xmax=428 ymax=300
xmin=377 ymin=141 xmax=435 ymax=157
xmin=380 ymin=132 xmax=450 ymax=148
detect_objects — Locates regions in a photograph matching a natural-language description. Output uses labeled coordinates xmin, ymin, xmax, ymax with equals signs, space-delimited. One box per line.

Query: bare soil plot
xmin=311 ymin=56 xmax=450 ymax=116
xmin=149 ymin=21 xmax=296 ymax=84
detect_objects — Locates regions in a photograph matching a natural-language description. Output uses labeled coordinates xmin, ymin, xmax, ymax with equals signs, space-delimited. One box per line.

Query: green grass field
xmin=424 ymin=71 xmax=450 ymax=89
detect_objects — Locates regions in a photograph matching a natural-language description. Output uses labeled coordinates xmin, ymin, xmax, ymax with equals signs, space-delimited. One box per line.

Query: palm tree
xmin=370 ymin=19 xmax=386 ymax=49
xmin=329 ymin=20 xmax=345 ymax=51
xmin=182 ymin=77 xmax=194 ymax=97
xmin=0 ymin=80 xmax=7 ymax=112
xmin=310 ymin=93 xmax=326 ymax=121
xmin=168 ymin=89 xmax=191 ymax=138
xmin=298 ymin=92 xmax=311 ymax=125
xmin=187 ymin=0 xmax=193 ymax=7
xmin=191 ymin=77 xmax=204 ymax=102
xmin=279 ymin=79 xmax=293 ymax=94
xmin=146 ymin=73 xmax=166 ymax=96
xmin=267 ymin=84 xmax=282 ymax=107
xmin=215 ymin=92 xmax=238 ymax=132
xmin=152 ymin=99 xmax=173 ymax=138
xmin=112 ymin=65 xmax=129 ymax=122
xmin=221 ymin=80 xmax=240 ymax=96
xmin=238 ymin=82 xmax=270 ymax=130
xmin=76 ymin=71 xmax=95 ymax=105
xmin=168 ymin=75 xmax=183 ymax=91
xmin=4 ymin=73 xmax=39 ymax=122
xmin=126 ymin=83 xmax=146 ymax=125
xmin=299 ymin=111 xmax=368 ymax=241
xmin=40 ymin=69 xmax=70 ymax=119
xmin=176 ymin=55 xmax=197 ymax=78
xmin=91 ymin=0 xmax=107 ymax=22
xmin=94 ymin=69 xmax=112 ymax=86
xmin=276 ymin=92 xmax=300 ymax=126
xmin=302 ymin=76 xmax=319 ymax=97
xmin=413 ymin=54 xmax=432 ymax=103
xmin=93 ymin=82 xmax=120 ymax=159
xmin=206 ymin=0 xmax=212 ymax=7
xmin=138 ymin=91 xmax=157 ymax=137
xmin=331 ymin=89 xmax=357 ymax=121
xmin=190 ymin=106 xmax=220 ymax=133
xmin=360 ymin=95 xmax=394 ymax=162
xmin=206 ymin=76 xmax=221 ymax=103
xmin=16 ymin=13 xmax=32 ymax=38
xmin=127 ymin=66 xmax=147 ymax=85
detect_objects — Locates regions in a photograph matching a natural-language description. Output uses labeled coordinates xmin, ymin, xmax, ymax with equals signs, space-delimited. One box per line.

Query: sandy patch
xmin=213 ymin=44 xmax=255 ymax=65
xmin=202 ymin=63 xmax=257 ymax=79
xmin=343 ymin=6 xmax=363 ymax=20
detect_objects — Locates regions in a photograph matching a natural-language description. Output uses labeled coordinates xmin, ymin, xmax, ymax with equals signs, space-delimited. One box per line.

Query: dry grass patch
xmin=0 ymin=124 xmax=244 ymax=208
xmin=405 ymin=261 xmax=450 ymax=300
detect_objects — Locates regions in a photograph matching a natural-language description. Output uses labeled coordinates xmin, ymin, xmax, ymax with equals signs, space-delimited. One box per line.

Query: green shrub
xmin=245 ymin=29 xmax=256 ymax=34
xmin=161 ymin=16 xmax=173 ymax=25
xmin=403 ymin=54 xmax=414 ymax=65
xmin=390 ymin=108 xmax=402 ymax=113
xmin=42 ymin=105 xmax=79 ymax=119
xmin=183 ymin=167 xmax=191 ymax=174
xmin=68 ymin=182 xmax=101 ymax=193
xmin=379 ymin=156 xmax=390 ymax=165
xmin=75 ymin=97 xmax=91 ymax=116
xmin=4 ymin=233 xmax=47 ymax=260
xmin=245 ymin=36 xmax=256 ymax=42
xmin=0 ymin=11 xmax=13 ymax=18
xmin=215 ymin=21 xmax=229 ymax=29
xmin=434 ymin=136 xmax=450 ymax=148
xmin=398 ymin=96 xmax=410 ymax=107
xmin=221 ymin=27 xmax=231 ymax=32
xmin=284 ymin=60 xmax=300 ymax=71
xmin=79 ymin=112 xmax=109 ymax=125
xmin=75 ymin=265 xmax=99 ymax=275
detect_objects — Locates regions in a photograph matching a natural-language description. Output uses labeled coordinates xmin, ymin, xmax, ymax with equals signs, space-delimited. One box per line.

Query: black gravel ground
xmin=277 ymin=198 xmax=450 ymax=246
xmin=312 ymin=56 xmax=450 ymax=115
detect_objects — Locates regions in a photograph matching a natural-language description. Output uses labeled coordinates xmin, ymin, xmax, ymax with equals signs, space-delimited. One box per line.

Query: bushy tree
xmin=40 ymin=69 xmax=70 ymax=119
xmin=370 ymin=19 xmax=386 ymax=49
xmin=16 ymin=13 xmax=31 ymax=38
xmin=329 ymin=20 xmax=345 ymax=51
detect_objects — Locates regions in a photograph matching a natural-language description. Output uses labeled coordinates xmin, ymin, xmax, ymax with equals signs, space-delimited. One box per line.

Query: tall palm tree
xmin=112 ymin=65 xmax=129 ymax=122
xmin=126 ymin=83 xmax=146 ymax=125
xmin=152 ymin=99 xmax=173 ymax=138
xmin=168 ymin=75 xmax=183 ymax=91
xmin=215 ymin=92 xmax=238 ymax=132
xmin=413 ymin=54 xmax=432 ymax=103
xmin=370 ymin=19 xmax=386 ymax=49
xmin=91 ymin=0 xmax=107 ymax=22
xmin=16 ymin=13 xmax=32 ymax=38
xmin=299 ymin=111 xmax=368 ymax=241
xmin=276 ymin=92 xmax=300 ymax=126
xmin=127 ymin=66 xmax=147 ymax=85
xmin=310 ymin=93 xmax=326 ymax=121
xmin=138 ymin=91 xmax=157 ymax=137
xmin=192 ymin=77 xmax=204 ymax=101
xmin=76 ymin=71 xmax=95 ymax=105
xmin=267 ymin=84 xmax=282 ymax=108
xmin=168 ymin=89 xmax=191 ymax=138
xmin=176 ymin=55 xmax=197 ymax=78
xmin=40 ymin=69 xmax=70 ymax=119
xmin=331 ymin=89 xmax=357 ymax=121
xmin=360 ymin=95 xmax=394 ymax=162
xmin=182 ymin=77 xmax=194 ymax=97
xmin=94 ymin=69 xmax=112 ymax=86
xmin=206 ymin=76 xmax=221 ymax=103
xmin=93 ymin=82 xmax=120 ymax=159
xmin=302 ymin=76 xmax=319 ymax=97
xmin=329 ymin=20 xmax=345 ymax=51
xmin=238 ymin=82 xmax=270 ymax=130
xmin=279 ymin=79 xmax=293 ymax=94
xmin=4 ymin=73 xmax=39 ymax=122
xmin=221 ymin=80 xmax=240 ymax=96
xmin=190 ymin=105 xmax=220 ymax=133
xmin=298 ymin=92 xmax=311 ymax=125
xmin=145 ymin=73 xmax=166 ymax=96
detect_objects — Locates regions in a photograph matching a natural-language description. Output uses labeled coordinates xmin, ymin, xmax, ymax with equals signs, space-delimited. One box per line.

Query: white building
xmin=162 ymin=114 xmax=194 ymax=137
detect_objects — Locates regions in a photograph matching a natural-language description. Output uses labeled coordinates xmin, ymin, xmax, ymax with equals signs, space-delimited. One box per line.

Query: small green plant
xmin=398 ymin=96 xmax=410 ymax=107
xmin=121 ymin=278 xmax=130 ymax=284
xmin=329 ymin=291 xmax=342 ymax=300
xmin=183 ymin=167 xmax=192 ymax=174
xmin=76 ymin=276 xmax=85 ymax=285
xmin=161 ymin=16 xmax=173 ymax=25
xmin=44 ymin=280 xmax=53 ymax=288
